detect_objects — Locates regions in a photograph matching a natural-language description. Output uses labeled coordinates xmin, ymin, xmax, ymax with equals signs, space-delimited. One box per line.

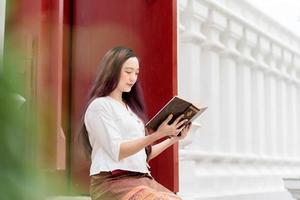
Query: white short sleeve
xmin=84 ymin=105 xmax=122 ymax=161
xmin=84 ymin=97 xmax=149 ymax=175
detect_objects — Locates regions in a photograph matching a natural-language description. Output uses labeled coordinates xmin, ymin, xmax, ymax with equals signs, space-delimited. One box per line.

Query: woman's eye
xmin=125 ymin=71 xmax=139 ymax=75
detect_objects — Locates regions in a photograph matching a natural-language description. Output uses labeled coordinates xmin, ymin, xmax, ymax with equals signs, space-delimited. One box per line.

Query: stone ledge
xmin=283 ymin=177 xmax=300 ymax=200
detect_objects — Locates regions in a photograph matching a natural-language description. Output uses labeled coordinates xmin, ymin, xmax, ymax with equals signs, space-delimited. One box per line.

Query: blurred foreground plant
xmin=0 ymin=53 xmax=45 ymax=199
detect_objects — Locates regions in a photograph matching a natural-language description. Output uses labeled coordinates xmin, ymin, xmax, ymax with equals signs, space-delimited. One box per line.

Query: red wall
xmin=71 ymin=0 xmax=178 ymax=193
xmin=5 ymin=0 xmax=178 ymax=194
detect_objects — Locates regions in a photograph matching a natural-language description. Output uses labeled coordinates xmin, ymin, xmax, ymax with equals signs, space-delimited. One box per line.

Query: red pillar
xmin=70 ymin=0 xmax=178 ymax=193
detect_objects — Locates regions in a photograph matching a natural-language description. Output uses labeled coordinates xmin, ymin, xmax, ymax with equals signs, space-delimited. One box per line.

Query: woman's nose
xmin=130 ymin=74 xmax=137 ymax=82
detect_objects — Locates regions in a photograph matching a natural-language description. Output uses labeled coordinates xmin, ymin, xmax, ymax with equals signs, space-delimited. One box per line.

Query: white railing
xmin=178 ymin=0 xmax=300 ymax=199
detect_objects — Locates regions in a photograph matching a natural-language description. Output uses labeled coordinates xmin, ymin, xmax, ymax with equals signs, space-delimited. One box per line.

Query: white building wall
xmin=178 ymin=0 xmax=300 ymax=199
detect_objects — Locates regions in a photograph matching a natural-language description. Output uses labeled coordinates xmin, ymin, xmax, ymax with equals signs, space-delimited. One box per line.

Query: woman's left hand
xmin=172 ymin=122 xmax=192 ymax=141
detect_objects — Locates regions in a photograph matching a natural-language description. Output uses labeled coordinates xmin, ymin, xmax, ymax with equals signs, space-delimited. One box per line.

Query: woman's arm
xmin=119 ymin=114 xmax=188 ymax=160
xmin=148 ymin=122 xmax=192 ymax=161
xmin=119 ymin=131 xmax=160 ymax=160
xmin=147 ymin=137 xmax=177 ymax=161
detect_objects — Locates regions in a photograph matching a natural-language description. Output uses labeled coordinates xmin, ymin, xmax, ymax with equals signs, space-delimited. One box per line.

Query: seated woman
xmin=79 ymin=46 xmax=191 ymax=200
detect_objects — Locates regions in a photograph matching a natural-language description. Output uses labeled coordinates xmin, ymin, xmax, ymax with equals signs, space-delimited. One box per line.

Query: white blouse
xmin=84 ymin=96 xmax=149 ymax=176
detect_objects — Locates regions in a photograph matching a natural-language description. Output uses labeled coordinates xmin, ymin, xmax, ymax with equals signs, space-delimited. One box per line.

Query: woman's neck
xmin=109 ymin=91 xmax=124 ymax=104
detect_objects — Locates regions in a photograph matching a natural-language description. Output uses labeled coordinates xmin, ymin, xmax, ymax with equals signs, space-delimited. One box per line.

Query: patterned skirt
xmin=90 ymin=171 xmax=182 ymax=200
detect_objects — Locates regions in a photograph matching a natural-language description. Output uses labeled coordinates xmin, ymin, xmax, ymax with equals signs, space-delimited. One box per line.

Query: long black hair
xmin=79 ymin=46 xmax=147 ymax=158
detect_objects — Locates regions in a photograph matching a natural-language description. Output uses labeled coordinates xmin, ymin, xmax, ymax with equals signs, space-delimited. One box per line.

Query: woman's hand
xmin=146 ymin=121 xmax=192 ymax=161
xmin=172 ymin=122 xmax=192 ymax=141
xmin=156 ymin=114 xmax=188 ymax=138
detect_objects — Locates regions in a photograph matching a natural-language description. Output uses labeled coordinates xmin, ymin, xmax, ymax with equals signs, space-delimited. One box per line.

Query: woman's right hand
xmin=156 ymin=114 xmax=188 ymax=138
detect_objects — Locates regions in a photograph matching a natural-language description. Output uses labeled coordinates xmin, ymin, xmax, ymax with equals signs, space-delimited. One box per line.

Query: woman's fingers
xmin=188 ymin=123 xmax=192 ymax=130
xmin=160 ymin=115 xmax=192 ymax=138
xmin=173 ymin=114 xmax=185 ymax=125
xmin=178 ymin=123 xmax=192 ymax=138
xmin=185 ymin=122 xmax=191 ymax=130
xmin=177 ymin=124 xmax=186 ymax=133
xmin=176 ymin=119 xmax=188 ymax=128
xmin=162 ymin=114 xmax=173 ymax=125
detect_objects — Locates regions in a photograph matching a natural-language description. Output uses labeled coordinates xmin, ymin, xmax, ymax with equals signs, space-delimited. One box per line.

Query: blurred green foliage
xmin=0 ymin=0 xmax=46 ymax=198
xmin=0 ymin=1 xmax=81 ymax=198
xmin=0 ymin=55 xmax=46 ymax=199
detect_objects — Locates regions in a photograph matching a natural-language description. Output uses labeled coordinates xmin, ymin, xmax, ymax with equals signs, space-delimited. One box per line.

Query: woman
xmin=80 ymin=46 xmax=191 ymax=200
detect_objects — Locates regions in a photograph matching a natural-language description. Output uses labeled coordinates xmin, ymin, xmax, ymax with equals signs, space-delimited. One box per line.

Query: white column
xmin=298 ymin=80 xmax=300 ymax=158
xmin=178 ymin=2 xmax=212 ymax=195
xmin=281 ymin=50 xmax=292 ymax=157
xmin=264 ymin=54 xmax=274 ymax=157
xmin=276 ymin=77 xmax=285 ymax=157
xmin=293 ymin=56 xmax=300 ymax=158
xmin=289 ymin=73 xmax=298 ymax=159
xmin=251 ymin=36 xmax=269 ymax=156
xmin=265 ymin=71 xmax=278 ymax=156
xmin=0 ymin=0 xmax=6 ymax=69
xmin=271 ymin=45 xmax=283 ymax=158
xmin=179 ymin=0 xmax=208 ymax=103
xmin=276 ymin=51 xmax=287 ymax=158
xmin=236 ymin=29 xmax=256 ymax=155
xmin=267 ymin=44 xmax=281 ymax=157
xmin=286 ymin=80 xmax=294 ymax=159
xmin=199 ymin=9 xmax=226 ymax=152
xmin=219 ymin=20 xmax=242 ymax=153
xmin=285 ymin=55 xmax=296 ymax=159
xmin=298 ymin=77 xmax=300 ymax=159
xmin=178 ymin=0 xmax=187 ymax=34
xmin=178 ymin=0 xmax=209 ymax=152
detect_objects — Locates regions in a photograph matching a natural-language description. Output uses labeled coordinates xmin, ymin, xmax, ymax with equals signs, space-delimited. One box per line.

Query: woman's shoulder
xmin=86 ymin=96 xmax=111 ymax=112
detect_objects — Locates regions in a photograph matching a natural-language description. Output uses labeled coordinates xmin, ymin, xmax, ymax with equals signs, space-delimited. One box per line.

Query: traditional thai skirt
xmin=90 ymin=171 xmax=182 ymax=200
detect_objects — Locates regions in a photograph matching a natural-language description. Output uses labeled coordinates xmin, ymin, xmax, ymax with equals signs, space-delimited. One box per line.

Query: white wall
xmin=178 ymin=0 xmax=300 ymax=199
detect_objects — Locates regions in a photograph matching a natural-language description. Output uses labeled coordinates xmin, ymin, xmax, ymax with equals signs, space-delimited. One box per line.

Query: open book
xmin=145 ymin=96 xmax=207 ymax=131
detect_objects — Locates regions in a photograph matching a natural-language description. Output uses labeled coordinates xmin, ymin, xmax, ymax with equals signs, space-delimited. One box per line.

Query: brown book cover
xmin=145 ymin=96 xmax=207 ymax=131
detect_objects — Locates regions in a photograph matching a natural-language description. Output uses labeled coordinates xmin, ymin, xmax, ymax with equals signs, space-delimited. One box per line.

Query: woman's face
xmin=117 ymin=57 xmax=140 ymax=93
